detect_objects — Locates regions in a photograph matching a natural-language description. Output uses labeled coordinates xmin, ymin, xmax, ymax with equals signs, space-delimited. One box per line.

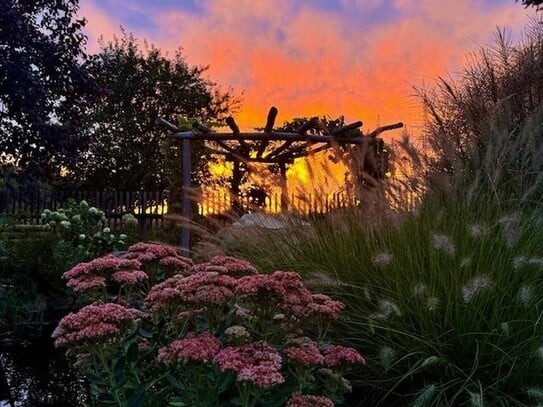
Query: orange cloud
xmin=80 ymin=0 xmax=532 ymax=140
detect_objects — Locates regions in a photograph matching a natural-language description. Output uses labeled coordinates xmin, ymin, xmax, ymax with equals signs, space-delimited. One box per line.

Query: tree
xmin=0 ymin=0 xmax=101 ymax=179
xmin=518 ymin=0 xmax=543 ymax=9
xmin=76 ymin=32 xmax=239 ymax=190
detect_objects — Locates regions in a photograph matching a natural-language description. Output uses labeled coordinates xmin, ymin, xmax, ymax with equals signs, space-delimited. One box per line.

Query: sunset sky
xmin=79 ymin=0 xmax=534 ymax=139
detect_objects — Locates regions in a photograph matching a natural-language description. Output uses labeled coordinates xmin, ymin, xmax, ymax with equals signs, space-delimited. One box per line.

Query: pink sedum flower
xmin=284 ymin=337 xmax=324 ymax=366
xmin=286 ymin=394 xmax=335 ymax=407
xmin=271 ymin=271 xmax=313 ymax=307
xmin=145 ymin=272 xmax=237 ymax=311
xmin=53 ymin=303 xmax=141 ymax=348
xmin=320 ymin=345 xmax=365 ymax=367
xmin=235 ymin=274 xmax=287 ymax=301
xmin=125 ymin=242 xmax=193 ymax=272
xmin=214 ymin=341 xmax=284 ymax=388
xmin=63 ymin=255 xmax=142 ymax=293
xmin=225 ymin=325 xmax=251 ymax=340
xmin=111 ymin=269 xmax=148 ymax=285
xmin=302 ymin=294 xmax=345 ymax=320
xmin=191 ymin=255 xmax=258 ymax=277
xmin=157 ymin=332 xmax=221 ymax=365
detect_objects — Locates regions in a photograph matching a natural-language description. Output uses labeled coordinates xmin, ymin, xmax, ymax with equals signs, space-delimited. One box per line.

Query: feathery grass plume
xmin=537 ymin=346 xmax=543 ymax=361
xmin=410 ymin=384 xmax=436 ymax=407
xmin=526 ymin=387 xmax=543 ymax=402
xmin=468 ymin=391 xmax=484 ymax=407
xmin=379 ymin=346 xmax=396 ymax=371
xmin=372 ymin=251 xmax=392 ymax=266
xmin=469 ymin=224 xmax=488 ymax=238
xmin=431 ymin=233 xmax=456 ymax=255
xmin=462 ymin=275 xmax=493 ymax=303
xmin=369 ymin=299 xmax=401 ymax=321
xmin=426 ymin=297 xmax=439 ymax=311
xmin=519 ymin=285 xmax=532 ymax=304
xmin=303 ymin=272 xmax=338 ymax=289
xmin=499 ymin=214 xmax=520 ymax=248
xmin=512 ymin=256 xmax=528 ymax=270
xmin=412 ymin=283 xmax=427 ymax=296
xmin=513 ymin=256 xmax=543 ymax=270
xmin=460 ymin=257 xmax=472 ymax=268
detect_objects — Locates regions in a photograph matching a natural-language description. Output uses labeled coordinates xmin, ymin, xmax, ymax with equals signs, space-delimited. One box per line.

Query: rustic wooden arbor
xmin=157 ymin=106 xmax=403 ymax=252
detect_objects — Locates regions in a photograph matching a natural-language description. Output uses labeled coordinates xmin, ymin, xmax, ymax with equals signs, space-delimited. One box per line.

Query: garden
xmin=3 ymin=1 xmax=543 ymax=406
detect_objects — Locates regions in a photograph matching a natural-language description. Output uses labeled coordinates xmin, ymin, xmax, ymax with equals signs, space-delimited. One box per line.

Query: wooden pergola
xmin=157 ymin=106 xmax=403 ymax=252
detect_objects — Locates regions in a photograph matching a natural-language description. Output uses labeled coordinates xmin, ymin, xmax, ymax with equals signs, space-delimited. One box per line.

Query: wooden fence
xmin=198 ymin=189 xmax=359 ymax=216
xmin=0 ymin=182 xmax=418 ymax=229
xmin=0 ymin=189 xmax=168 ymax=230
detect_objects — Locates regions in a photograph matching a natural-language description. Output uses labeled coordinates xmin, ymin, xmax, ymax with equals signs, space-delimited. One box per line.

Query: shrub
xmin=42 ymin=200 xmax=137 ymax=261
xmin=54 ymin=244 xmax=363 ymax=406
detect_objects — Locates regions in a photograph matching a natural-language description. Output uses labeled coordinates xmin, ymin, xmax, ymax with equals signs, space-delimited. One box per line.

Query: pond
xmin=0 ymin=328 xmax=88 ymax=407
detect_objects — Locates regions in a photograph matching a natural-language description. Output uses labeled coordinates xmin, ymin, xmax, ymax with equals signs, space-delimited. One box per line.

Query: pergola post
xmin=278 ymin=161 xmax=288 ymax=211
xmin=181 ymin=138 xmax=191 ymax=255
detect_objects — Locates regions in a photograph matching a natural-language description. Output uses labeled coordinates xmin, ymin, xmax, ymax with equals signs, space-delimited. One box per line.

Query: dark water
xmin=0 ymin=331 xmax=88 ymax=407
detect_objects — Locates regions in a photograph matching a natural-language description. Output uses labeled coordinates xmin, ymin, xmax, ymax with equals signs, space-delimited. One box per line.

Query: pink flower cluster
xmin=63 ymin=255 xmax=144 ymax=292
xmin=303 ymin=294 xmax=345 ymax=320
xmin=235 ymin=271 xmax=311 ymax=309
xmin=145 ymin=272 xmax=237 ymax=311
xmin=320 ymin=345 xmax=365 ymax=367
xmin=53 ymin=303 xmax=141 ymax=347
xmin=214 ymin=341 xmax=284 ymax=388
xmin=235 ymin=271 xmax=343 ymax=319
xmin=191 ymin=255 xmax=258 ymax=277
xmin=284 ymin=337 xmax=325 ymax=366
xmin=125 ymin=242 xmax=193 ymax=273
xmin=158 ymin=332 xmax=221 ymax=365
xmin=286 ymin=394 xmax=335 ymax=407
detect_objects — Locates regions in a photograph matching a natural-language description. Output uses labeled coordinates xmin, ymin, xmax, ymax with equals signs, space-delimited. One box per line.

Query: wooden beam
xmin=192 ymin=122 xmax=213 ymax=134
xmin=264 ymin=140 xmax=293 ymax=160
xmin=155 ymin=117 xmax=179 ymax=132
xmin=264 ymin=106 xmax=278 ymax=133
xmin=332 ymin=121 xmax=363 ymax=137
xmin=169 ymin=131 xmax=377 ymax=144
xmin=296 ymin=117 xmax=319 ymax=134
xmin=256 ymin=106 xmax=279 ymax=158
xmin=367 ymin=122 xmax=404 ymax=138
xmin=225 ymin=116 xmax=240 ymax=134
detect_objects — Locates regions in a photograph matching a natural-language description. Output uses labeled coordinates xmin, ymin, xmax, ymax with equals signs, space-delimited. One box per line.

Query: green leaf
xmin=168 ymin=396 xmax=187 ymax=406
xmin=127 ymin=390 xmax=146 ymax=407
xmin=126 ymin=341 xmax=139 ymax=363
xmin=165 ymin=372 xmax=185 ymax=390
xmin=138 ymin=327 xmax=153 ymax=338
xmin=218 ymin=373 xmax=234 ymax=392
xmin=86 ymin=372 xmax=108 ymax=386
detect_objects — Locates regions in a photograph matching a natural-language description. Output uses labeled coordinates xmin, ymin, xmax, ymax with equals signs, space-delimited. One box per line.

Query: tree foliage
xmin=76 ymin=32 xmax=239 ymax=190
xmin=518 ymin=0 xmax=543 ymax=9
xmin=0 ymin=0 xmax=101 ymax=178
